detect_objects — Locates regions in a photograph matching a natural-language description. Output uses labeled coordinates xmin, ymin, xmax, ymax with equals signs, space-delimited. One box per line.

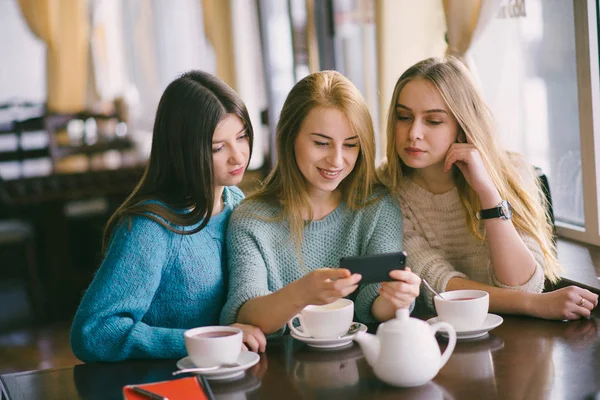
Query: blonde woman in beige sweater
xmin=380 ymin=57 xmax=598 ymax=320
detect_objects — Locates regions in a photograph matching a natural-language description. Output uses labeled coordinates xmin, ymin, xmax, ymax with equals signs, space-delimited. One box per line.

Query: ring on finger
xmin=578 ymin=298 xmax=586 ymax=307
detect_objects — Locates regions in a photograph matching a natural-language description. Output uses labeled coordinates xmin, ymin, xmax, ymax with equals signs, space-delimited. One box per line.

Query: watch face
xmin=500 ymin=200 xmax=513 ymax=219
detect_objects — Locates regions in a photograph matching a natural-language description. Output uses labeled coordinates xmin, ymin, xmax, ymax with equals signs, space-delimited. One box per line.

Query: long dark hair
xmin=103 ymin=70 xmax=253 ymax=252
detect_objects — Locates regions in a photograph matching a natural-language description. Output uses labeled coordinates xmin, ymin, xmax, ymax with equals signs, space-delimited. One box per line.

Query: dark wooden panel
xmin=0 ymin=149 xmax=50 ymax=162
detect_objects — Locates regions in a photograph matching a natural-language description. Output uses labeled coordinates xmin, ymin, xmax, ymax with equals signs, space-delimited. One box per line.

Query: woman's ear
xmin=457 ymin=129 xmax=467 ymax=143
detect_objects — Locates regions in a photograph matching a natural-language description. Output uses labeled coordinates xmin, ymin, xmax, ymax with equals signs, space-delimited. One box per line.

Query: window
xmin=471 ymin=0 xmax=600 ymax=245
xmin=331 ymin=0 xmax=381 ymax=159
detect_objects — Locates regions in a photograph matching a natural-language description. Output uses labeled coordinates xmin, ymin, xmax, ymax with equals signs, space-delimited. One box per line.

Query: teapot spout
xmin=353 ymin=330 xmax=380 ymax=367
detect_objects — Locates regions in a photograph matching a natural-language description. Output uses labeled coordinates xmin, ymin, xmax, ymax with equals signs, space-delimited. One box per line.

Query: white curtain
xmin=89 ymin=0 xmax=130 ymax=105
xmin=231 ymin=0 xmax=267 ymax=170
xmin=443 ymin=0 xmax=503 ymax=86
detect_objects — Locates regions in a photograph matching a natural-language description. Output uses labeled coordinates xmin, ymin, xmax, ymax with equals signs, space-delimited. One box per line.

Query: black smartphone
xmin=339 ymin=251 xmax=407 ymax=283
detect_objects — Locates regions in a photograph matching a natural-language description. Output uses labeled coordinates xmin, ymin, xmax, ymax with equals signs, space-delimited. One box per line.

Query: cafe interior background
xmin=1 ymin=0 xmax=599 ymax=374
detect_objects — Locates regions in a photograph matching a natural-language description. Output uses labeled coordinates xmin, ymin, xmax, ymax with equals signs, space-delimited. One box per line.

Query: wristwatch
xmin=476 ymin=200 xmax=512 ymax=220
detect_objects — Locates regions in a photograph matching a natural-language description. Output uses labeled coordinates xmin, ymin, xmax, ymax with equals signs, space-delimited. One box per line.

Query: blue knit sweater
xmin=70 ymin=186 xmax=244 ymax=362
xmin=220 ymin=189 xmax=404 ymax=328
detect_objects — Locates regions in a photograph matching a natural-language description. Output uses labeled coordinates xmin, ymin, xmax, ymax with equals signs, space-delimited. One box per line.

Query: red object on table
xmin=123 ymin=377 xmax=209 ymax=400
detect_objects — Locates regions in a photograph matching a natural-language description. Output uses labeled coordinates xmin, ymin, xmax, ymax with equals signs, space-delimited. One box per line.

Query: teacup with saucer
xmin=430 ymin=289 xmax=503 ymax=340
xmin=287 ymin=299 xmax=366 ymax=349
xmin=177 ymin=325 xmax=260 ymax=380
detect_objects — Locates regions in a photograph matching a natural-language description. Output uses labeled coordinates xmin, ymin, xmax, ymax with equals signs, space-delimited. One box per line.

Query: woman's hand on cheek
xmin=444 ymin=143 xmax=497 ymax=198
xmin=295 ymin=268 xmax=362 ymax=306
xmin=378 ymin=267 xmax=421 ymax=309
xmin=231 ymin=323 xmax=267 ymax=353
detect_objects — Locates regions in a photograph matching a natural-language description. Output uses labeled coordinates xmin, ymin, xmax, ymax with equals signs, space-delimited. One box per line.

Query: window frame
xmin=555 ymin=0 xmax=600 ymax=245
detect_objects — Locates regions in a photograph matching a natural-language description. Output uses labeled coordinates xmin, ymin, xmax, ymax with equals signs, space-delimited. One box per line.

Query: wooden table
xmin=2 ymin=310 xmax=599 ymax=400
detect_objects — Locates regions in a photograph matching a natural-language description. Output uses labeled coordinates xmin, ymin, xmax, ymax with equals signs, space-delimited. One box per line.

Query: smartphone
xmin=339 ymin=251 xmax=407 ymax=283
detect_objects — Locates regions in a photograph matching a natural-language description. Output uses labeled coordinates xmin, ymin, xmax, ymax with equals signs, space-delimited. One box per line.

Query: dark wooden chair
xmin=0 ymin=217 xmax=46 ymax=323
xmin=0 ymin=103 xmax=47 ymax=324
xmin=535 ymin=166 xmax=556 ymax=240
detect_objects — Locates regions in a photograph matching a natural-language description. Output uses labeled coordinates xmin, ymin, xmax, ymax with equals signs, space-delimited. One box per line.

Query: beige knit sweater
xmin=397 ymin=179 xmax=545 ymax=308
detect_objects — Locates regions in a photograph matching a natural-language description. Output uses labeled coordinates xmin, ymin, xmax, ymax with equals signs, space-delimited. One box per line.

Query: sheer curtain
xmin=89 ymin=0 xmax=131 ymax=108
xmin=118 ymin=0 xmax=212 ymax=157
xmin=376 ymin=0 xmax=446 ymax=158
xmin=443 ymin=0 xmax=502 ymax=86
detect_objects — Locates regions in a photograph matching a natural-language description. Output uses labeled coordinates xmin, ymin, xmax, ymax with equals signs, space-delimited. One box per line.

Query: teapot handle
xmin=429 ymin=322 xmax=456 ymax=369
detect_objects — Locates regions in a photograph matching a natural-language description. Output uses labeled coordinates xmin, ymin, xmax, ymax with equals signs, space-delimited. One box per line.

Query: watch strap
xmin=477 ymin=207 xmax=503 ymax=220
xmin=477 ymin=200 xmax=512 ymax=220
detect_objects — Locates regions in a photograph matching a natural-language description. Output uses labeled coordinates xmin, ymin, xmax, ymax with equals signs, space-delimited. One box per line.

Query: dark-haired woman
xmin=70 ymin=71 xmax=266 ymax=362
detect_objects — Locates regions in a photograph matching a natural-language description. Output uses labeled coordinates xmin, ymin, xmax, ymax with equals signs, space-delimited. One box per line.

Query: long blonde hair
xmin=380 ymin=57 xmax=560 ymax=282
xmin=247 ymin=70 xmax=380 ymax=247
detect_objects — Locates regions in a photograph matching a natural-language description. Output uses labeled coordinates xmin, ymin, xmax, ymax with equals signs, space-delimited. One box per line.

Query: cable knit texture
xmin=220 ymin=189 xmax=405 ymax=329
xmin=397 ymin=179 xmax=545 ymax=309
xmin=70 ymin=186 xmax=245 ymax=362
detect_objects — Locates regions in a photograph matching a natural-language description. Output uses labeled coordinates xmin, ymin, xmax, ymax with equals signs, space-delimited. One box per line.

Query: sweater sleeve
xmin=402 ymin=207 xmax=468 ymax=310
xmin=220 ymin=213 xmax=273 ymax=325
xmin=355 ymin=194 xmax=408 ymax=323
xmin=490 ymin=231 xmax=545 ymax=293
xmin=70 ymin=217 xmax=186 ymax=362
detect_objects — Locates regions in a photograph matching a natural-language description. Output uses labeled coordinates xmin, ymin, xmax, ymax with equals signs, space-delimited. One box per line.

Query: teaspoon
xmin=172 ymin=363 xmax=240 ymax=375
xmin=422 ymin=279 xmax=447 ymax=300
xmin=339 ymin=322 xmax=361 ymax=338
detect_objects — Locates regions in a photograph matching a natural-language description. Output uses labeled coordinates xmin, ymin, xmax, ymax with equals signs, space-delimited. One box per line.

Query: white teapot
xmin=353 ymin=308 xmax=456 ymax=387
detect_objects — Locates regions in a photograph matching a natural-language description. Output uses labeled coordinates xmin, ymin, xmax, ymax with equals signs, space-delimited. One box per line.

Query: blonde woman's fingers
xmin=338 ymin=284 xmax=359 ymax=298
xmin=332 ymin=274 xmax=362 ymax=291
xmin=380 ymin=284 xmax=416 ymax=302
xmin=582 ymin=291 xmax=599 ymax=308
xmin=389 ymin=269 xmax=421 ymax=285
xmin=322 ymin=268 xmax=352 ymax=280
xmin=382 ymin=280 xmax=419 ymax=297
xmin=576 ymin=296 xmax=596 ymax=311
xmin=379 ymin=289 xmax=412 ymax=309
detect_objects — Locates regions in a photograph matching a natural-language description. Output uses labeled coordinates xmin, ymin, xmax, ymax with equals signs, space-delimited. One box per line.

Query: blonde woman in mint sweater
xmin=70 ymin=71 xmax=266 ymax=362
xmin=221 ymin=71 xmax=421 ymax=334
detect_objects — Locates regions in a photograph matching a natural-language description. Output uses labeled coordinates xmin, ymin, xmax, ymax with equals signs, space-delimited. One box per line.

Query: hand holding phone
xmin=295 ymin=268 xmax=361 ymax=306
xmin=339 ymin=251 xmax=407 ymax=284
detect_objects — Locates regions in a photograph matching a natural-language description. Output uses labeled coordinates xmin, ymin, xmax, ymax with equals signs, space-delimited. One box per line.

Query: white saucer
xmin=427 ymin=313 xmax=503 ymax=340
xmin=176 ymin=351 xmax=260 ymax=381
xmin=290 ymin=322 xmax=368 ymax=349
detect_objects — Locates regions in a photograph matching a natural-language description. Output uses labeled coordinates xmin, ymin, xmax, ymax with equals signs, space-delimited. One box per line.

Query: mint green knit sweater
xmin=220 ymin=190 xmax=404 ymax=328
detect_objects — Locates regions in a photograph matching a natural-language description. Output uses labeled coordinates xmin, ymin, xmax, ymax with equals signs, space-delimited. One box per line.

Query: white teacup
xmin=288 ymin=298 xmax=354 ymax=339
xmin=184 ymin=326 xmax=243 ymax=368
xmin=434 ymin=290 xmax=489 ymax=331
